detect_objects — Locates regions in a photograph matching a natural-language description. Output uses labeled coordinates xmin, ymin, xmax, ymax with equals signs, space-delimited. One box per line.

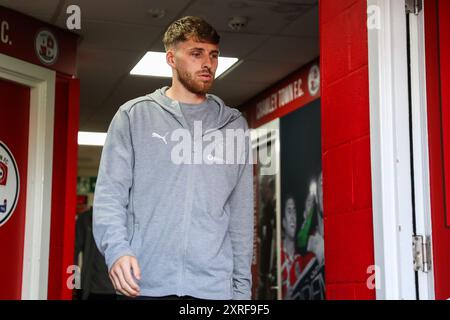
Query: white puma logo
xmin=152 ymin=132 xmax=168 ymax=144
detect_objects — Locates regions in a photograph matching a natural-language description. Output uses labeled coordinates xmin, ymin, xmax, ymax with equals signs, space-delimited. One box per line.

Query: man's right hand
xmin=109 ymin=255 xmax=141 ymax=297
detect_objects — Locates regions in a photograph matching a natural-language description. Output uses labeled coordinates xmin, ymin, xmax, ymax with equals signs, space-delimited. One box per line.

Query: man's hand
xmin=109 ymin=255 xmax=141 ymax=297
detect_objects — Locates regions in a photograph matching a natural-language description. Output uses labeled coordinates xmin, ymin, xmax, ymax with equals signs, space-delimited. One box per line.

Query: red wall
xmin=47 ymin=76 xmax=79 ymax=300
xmin=424 ymin=0 xmax=450 ymax=300
xmin=320 ymin=0 xmax=375 ymax=299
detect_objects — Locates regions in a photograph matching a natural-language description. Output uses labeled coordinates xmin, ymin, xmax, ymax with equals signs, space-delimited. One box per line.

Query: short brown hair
xmin=163 ymin=16 xmax=220 ymax=50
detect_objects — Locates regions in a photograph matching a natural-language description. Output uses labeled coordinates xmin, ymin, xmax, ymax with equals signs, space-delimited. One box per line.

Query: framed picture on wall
xmin=280 ymin=99 xmax=324 ymax=300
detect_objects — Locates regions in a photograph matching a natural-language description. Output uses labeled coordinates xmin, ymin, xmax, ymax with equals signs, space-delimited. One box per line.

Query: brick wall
xmin=320 ymin=0 xmax=376 ymax=300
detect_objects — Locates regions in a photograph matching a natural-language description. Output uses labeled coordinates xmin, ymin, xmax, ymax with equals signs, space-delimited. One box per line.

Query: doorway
xmin=0 ymin=53 xmax=55 ymax=299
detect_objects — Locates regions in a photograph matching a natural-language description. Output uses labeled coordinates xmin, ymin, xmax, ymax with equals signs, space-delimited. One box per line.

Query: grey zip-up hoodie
xmin=93 ymin=87 xmax=254 ymax=300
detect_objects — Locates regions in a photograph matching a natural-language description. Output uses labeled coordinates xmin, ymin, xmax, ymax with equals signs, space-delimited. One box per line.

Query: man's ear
xmin=166 ymin=49 xmax=176 ymax=68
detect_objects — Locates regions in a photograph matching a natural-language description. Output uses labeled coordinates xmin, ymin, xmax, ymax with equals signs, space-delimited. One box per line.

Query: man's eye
xmin=191 ymin=52 xmax=201 ymax=57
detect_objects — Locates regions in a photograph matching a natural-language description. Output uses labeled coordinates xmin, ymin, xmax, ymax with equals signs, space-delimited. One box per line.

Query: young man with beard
xmin=93 ymin=16 xmax=254 ymax=300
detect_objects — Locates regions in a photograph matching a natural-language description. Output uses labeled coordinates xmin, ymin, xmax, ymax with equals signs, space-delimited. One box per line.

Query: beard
xmin=176 ymin=68 xmax=214 ymax=95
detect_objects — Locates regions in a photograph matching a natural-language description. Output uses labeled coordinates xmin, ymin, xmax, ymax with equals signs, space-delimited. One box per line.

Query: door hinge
xmin=412 ymin=235 xmax=432 ymax=273
xmin=405 ymin=0 xmax=423 ymax=15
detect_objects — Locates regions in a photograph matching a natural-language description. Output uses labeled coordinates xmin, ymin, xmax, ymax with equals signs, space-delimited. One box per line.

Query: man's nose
xmin=202 ymin=55 xmax=213 ymax=69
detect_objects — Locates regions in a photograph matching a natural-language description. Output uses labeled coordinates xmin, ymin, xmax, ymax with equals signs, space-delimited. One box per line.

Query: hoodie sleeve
xmin=93 ymin=107 xmax=136 ymax=271
xmin=228 ymin=118 xmax=255 ymax=300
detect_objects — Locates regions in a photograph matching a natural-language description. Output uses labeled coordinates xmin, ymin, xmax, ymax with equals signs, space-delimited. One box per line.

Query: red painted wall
xmin=424 ymin=0 xmax=450 ymax=300
xmin=320 ymin=0 xmax=375 ymax=299
xmin=47 ymin=76 xmax=79 ymax=300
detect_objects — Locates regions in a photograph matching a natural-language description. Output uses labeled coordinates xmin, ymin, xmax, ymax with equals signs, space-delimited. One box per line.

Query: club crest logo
xmin=308 ymin=64 xmax=320 ymax=97
xmin=0 ymin=141 xmax=20 ymax=227
xmin=35 ymin=29 xmax=59 ymax=65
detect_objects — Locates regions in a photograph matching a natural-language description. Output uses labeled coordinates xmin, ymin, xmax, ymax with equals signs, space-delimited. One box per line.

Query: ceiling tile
xmin=78 ymin=20 xmax=162 ymax=52
xmin=216 ymin=32 xmax=268 ymax=58
xmin=281 ymin=5 xmax=319 ymax=38
xmin=185 ymin=0 xmax=307 ymax=35
xmin=210 ymin=81 xmax=272 ymax=107
xmin=65 ymin=0 xmax=188 ymax=27
xmin=247 ymin=35 xmax=318 ymax=63
xmin=219 ymin=59 xmax=307 ymax=85
xmin=0 ymin=0 xmax=59 ymax=18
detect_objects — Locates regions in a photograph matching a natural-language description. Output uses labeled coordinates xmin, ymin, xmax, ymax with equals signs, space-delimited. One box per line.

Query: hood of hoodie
xmin=146 ymin=86 xmax=242 ymax=134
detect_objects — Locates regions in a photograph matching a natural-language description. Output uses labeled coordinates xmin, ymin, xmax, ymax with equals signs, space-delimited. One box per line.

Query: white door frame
xmin=367 ymin=0 xmax=417 ymax=299
xmin=0 ymin=53 xmax=55 ymax=300
xmin=407 ymin=6 xmax=436 ymax=300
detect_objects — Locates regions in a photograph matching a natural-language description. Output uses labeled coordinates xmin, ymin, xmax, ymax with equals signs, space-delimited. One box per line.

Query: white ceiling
xmin=0 ymin=0 xmax=319 ymax=172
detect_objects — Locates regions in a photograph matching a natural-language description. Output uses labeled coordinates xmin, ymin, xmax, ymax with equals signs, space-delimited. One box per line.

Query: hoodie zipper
xmin=177 ymin=107 xmax=196 ymax=295
xmin=179 ymin=162 xmax=194 ymax=295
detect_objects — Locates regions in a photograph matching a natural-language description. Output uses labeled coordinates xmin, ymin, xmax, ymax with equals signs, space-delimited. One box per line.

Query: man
xmin=74 ymin=207 xmax=116 ymax=300
xmin=93 ymin=16 xmax=254 ymax=300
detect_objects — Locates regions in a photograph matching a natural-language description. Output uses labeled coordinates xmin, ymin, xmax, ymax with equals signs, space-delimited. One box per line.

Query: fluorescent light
xmin=216 ymin=57 xmax=239 ymax=78
xmin=130 ymin=51 xmax=239 ymax=78
xmin=78 ymin=132 xmax=107 ymax=146
xmin=130 ymin=52 xmax=171 ymax=77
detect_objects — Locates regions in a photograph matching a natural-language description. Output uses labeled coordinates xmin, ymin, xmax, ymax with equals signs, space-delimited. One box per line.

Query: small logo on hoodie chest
xmin=151 ymin=131 xmax=168 ymax=144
